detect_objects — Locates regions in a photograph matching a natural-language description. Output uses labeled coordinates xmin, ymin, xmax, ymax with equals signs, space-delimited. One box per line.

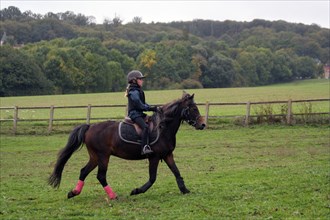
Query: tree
xmin=107 ymin=61 xmax=126 ymax=92
xmin=44 ymin=12 xmax=59 ymax=20
xmin=22 ymin=10 xmax=42 ymax=20
xmin=112 ymin=15 xmax=123 ymax=27
xmin=84 ymin=52 xmax=110 ymax=92
xmin=295 ymin=56 xmax=319 ymax=79
xmin=201 ymin=55 xmax=236 ymax=88
xmin=0 ymin=45 xmax=50 ymax=96
xmin=191 ymin=54 xmax=207 ymax=81
xmin=236 ymin=51 xmax=258 ymax=86
xmin=238 ymin=27 xmax=275 ymax=49
xmin=132 ymin=16 xmax=142 ymax=24
xmin=0 ymin=6 xmax=22 ymax=21
xmin=150 ymin=41 xmax=196 ymax=87
xmin=30 ymin=19 xmax=76 ymax=42
xmin=68 ymin=37 xmax=109 ymax=56
xmin=44 ymin=56 xmax=69 ymax=93
xmin=303 ymin=40 xmax=322 ymax=59
xmin=0 ymin=21 xmax=32 ymax=44
xmin=1 ymin=8 xmax=329 ymax=94
xmin=270 ymin=50 xmax=294 ymax=83
xmin=104 ymin=39 xmax=143 ymax=60
xmin=245 ymin=46 xmax=274 ymax=85
xmin=138 ymin=49 xmax=157 ymax=71
xmin=108 ymin=48 xmax=135 ymax=74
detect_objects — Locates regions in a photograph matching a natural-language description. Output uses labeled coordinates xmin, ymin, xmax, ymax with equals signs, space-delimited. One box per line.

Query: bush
xmin=180 ymin=79 xmax=203 ymax=89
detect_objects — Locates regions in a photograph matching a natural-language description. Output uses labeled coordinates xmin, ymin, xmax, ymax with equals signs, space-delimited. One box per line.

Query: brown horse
xmin=48 ymin=92 xmax=205 ymax=200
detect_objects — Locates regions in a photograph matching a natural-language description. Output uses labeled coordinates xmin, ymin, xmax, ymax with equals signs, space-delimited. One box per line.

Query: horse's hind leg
xmin=68 ymin=159 xmax=97 ymax=199
xmin=96 ymin=155 xmax=117 ymax=200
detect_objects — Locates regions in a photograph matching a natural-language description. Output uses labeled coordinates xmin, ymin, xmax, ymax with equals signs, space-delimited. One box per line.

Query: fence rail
xmin=1 ymin=98 xmax=329 ymax=134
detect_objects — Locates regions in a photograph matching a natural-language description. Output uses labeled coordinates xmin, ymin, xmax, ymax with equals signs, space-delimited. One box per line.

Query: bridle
xmin=181 ymin=106 xmax=201 ymax=127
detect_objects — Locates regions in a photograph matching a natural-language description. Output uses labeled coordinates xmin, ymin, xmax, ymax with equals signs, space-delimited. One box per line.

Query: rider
xmin=125 ymin=70 xmax=158 ymax=155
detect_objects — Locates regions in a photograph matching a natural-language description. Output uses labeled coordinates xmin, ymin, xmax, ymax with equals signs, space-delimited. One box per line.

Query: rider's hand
xmin=149 ymin=106 xmax=158 ymax=112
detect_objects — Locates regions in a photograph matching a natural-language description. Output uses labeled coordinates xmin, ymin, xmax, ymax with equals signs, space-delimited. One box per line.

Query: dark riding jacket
xmin=127 ymin=84 xmax=153 ymax=120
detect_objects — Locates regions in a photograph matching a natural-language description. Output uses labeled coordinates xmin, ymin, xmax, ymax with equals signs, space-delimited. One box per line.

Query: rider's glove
xmin=148 ymin=106 xmax=158 ymax=112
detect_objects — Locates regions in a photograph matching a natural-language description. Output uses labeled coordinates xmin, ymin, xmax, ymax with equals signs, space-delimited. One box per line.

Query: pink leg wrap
xmin=73 ymin=180 xmax=84 ymax=195
xmin=104 ymin=185 xmax=117 ymax=199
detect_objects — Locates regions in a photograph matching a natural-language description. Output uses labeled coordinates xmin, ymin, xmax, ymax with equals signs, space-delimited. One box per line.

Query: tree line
xmin=0 ymin=6 xmax=328 ymax=96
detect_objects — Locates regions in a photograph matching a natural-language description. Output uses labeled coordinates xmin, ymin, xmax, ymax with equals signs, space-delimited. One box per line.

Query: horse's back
xmin=89 ymin=120 xmax=118 ymax=131
xmin=84 ymin=120 xmax=120 ymax=149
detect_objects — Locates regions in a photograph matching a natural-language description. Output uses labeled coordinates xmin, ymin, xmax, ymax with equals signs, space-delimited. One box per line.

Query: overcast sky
xmin=1 ymin=0 xmax=329 ymax=28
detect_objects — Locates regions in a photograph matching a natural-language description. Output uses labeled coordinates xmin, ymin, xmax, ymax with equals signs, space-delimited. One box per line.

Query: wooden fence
xmin=203 ymin=98 xmax=329 ymax=125
xmin=0 ymin=98 xmax=329 ymax=134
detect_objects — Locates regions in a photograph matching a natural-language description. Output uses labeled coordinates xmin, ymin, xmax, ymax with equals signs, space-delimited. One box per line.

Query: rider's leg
xmin=134 ymin=117 xmax=153 ymax=155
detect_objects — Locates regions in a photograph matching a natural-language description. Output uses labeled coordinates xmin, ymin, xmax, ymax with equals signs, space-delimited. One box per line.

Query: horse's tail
xmin=48 ymin=124 xmax=90 ymax=188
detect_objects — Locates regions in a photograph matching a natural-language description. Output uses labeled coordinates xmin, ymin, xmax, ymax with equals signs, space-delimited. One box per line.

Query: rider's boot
xmin=141 ymin=127 xmax=153 ymax=155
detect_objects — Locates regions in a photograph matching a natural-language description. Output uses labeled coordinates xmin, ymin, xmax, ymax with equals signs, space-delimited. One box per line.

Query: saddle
xmin=118 ymin=116 xmax=159 ymax=145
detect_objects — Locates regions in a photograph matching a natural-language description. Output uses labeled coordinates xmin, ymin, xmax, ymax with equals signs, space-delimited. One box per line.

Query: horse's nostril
xmin=200 ymin=124 xmax=206 ymax=129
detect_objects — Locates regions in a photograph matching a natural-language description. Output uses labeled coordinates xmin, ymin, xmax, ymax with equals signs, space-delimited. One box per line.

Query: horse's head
xmin=157 ymin=92 xmax=206 ymax=130
xmin=180 ymin=92 xmax=205 ymax=130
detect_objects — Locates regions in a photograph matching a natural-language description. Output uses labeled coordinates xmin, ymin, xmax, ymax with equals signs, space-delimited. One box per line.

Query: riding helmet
xmin=127 ymin=70 xmax=145 ymax=83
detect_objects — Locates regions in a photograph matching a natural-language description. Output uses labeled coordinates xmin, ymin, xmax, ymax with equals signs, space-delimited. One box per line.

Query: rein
xmin=159 ymin=97 xmax=201 ymax=129
xmin=181 ymin=107 xmax=200 ymax=127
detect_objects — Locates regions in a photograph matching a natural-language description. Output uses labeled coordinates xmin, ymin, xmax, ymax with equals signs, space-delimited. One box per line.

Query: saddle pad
xmin=118 ymin=122 xmax=159 ymax=145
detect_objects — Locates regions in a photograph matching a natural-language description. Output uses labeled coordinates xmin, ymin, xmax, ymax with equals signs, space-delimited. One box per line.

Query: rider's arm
xmin=129 ymin=90 xmax=150 ymax=111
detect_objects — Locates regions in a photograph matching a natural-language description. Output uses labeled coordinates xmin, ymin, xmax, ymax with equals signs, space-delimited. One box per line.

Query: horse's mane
xmin=151 ymin=98 xmax=183 ymax=130
xmin=161 ymin=98 xmax=183 ymax=117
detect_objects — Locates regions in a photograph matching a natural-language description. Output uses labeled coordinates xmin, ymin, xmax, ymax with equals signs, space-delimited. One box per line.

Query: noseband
xmin=181 ymin=107 xmax=200 ymax=127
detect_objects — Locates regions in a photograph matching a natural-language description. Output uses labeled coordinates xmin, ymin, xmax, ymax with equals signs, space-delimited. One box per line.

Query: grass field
xmin=0 ymin=79 xmax=329 ymax=219
xmin=1 ymin=79 xmax=329 ymax=107
xmin=0 ymin=125 xmax=329 ymax=219
xmin=0 ymin=79 xmax=329 ymax=134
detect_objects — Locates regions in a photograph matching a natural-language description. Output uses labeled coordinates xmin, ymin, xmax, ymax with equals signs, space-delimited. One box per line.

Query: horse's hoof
xmin=181 ymin=188 xmax=190 ymax=194
xmin=67 ymin=191 xmax=77 ymax=199
xmin=109 ymin=193 xmax=117 ymax=200
xmin=105 ymin=196 xmax=118 ymax=203
xmin=130 ymin=188 xmax=140 ymax=196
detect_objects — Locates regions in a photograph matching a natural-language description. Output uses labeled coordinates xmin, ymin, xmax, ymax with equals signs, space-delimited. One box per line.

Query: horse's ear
xmin=189 ymin=93 xmax=195 ymax=100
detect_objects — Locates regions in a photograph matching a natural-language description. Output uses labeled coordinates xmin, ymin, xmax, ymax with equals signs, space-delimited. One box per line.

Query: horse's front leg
xmin=164 ymin=153 xmax=190 ymax=194
xmin=130 ymin=157 xmax=160 ymax=196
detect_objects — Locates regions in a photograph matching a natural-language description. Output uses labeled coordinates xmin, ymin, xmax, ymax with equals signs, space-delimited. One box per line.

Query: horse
xmin=48 ymin=92 xmax=205 ymax=200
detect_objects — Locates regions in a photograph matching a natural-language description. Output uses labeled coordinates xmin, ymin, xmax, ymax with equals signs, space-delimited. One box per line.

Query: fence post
xmin=48 ymin=105 xmax=55 ymax=133
xmin=205 ymin=101 xmax=210 ymax=127
xmin=86 ymin=104 xmax=92 ymax=124
xmin=13 ymin=106 xmax=18 ymax=135
xmin=287 ymin=99 xmax=292 ymax=125
xmin=245 ymin=102 xmax=251 ymax=126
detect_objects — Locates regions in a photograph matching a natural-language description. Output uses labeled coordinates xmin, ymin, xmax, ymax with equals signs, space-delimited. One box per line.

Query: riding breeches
xmin=133 ymin=117 xmax=149 ymax=146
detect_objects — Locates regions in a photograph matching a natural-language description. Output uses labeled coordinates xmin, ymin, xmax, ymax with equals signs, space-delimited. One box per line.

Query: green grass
xmin=1 ymin=125 xmax=329 ymax=219
xmin=0 ymin=79 xmax=329 ymax=219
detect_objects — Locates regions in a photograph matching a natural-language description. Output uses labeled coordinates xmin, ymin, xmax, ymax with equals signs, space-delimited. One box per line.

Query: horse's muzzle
xmin=195 ymin=116 xmax=206 ymax=130
xmin=195 ymin=123 xmax=206 ymax=130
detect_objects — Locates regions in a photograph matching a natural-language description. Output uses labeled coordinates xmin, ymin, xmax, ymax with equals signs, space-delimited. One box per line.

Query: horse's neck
xmin=161 ymin=109 xmax=182 ymax=137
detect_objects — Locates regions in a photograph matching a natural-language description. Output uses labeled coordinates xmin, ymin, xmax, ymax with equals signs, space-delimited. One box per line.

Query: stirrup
xmin=141 ymin=145 xmax=153 ymax=155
